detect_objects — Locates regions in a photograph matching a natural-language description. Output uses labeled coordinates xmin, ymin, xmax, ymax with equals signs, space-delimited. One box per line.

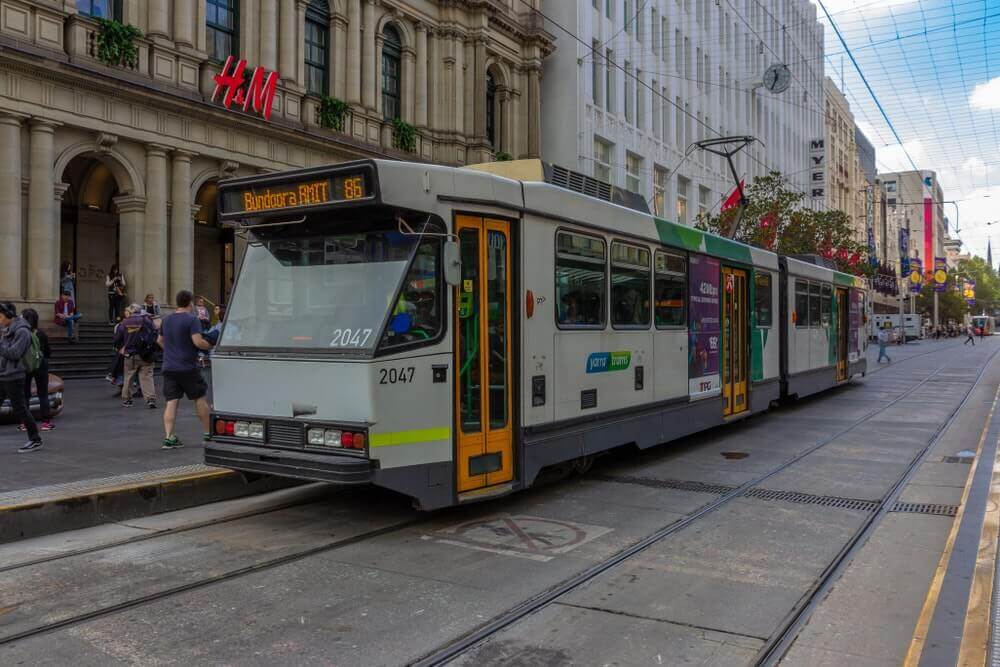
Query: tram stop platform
xmin=0 ymin=373 xmax=292 ymax=544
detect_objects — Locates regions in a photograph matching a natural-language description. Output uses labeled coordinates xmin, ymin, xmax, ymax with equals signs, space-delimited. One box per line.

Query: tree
xmin=695 ymin=172 xmax=869 ymax=275
xmin=914 ymin=257 xmax=1000 ymax=324
xmin=915 ymin=274 xmax=966 ymax=324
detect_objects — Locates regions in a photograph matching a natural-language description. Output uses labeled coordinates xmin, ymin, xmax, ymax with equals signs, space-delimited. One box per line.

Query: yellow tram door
xmin=722 ymin=268 xmax=749 ymax=417
xmin=454 ymin=215 xmax=514 ymax=494
xmin=836 ymin=288 xmax=849 ymax=381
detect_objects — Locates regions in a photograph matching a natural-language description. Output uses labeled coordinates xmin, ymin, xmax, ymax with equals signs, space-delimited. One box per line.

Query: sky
xmin=808 ymin=0 xmax=1000 ymax=264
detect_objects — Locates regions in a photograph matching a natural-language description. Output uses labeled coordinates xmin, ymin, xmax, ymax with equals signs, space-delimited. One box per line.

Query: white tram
xmin=206 ymin=159 xmax=867 ymax=509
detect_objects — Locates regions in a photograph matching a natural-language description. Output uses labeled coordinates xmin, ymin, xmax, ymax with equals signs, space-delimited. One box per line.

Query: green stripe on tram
xmin=653 ymin=217 xmax=754 ymax=264
xmin=369 ymin=427 xmax=452 ymax=448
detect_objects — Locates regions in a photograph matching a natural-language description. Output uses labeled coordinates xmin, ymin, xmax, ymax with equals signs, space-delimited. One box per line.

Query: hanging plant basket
xmin=95 ymin=18 xmax=143 ymax=69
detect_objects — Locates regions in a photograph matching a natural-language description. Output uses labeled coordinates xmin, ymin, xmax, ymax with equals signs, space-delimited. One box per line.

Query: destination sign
xmin=222 ymin=172 xmax=370 ymax=215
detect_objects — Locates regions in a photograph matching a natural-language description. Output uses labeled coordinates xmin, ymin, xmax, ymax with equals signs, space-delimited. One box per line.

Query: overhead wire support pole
xmin=692 ymin=136 xmax=760 ymax=239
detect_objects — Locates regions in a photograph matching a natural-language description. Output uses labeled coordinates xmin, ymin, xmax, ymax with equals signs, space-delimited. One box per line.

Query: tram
xmin=971 ymin=315 xmax=995 ymax=336
xmin=205 ymin=159 xmax=867 ymax=510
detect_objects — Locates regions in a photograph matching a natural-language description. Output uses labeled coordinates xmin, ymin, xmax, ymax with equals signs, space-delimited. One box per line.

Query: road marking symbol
xmin=423 ymin=514 xmax=612 ymax=562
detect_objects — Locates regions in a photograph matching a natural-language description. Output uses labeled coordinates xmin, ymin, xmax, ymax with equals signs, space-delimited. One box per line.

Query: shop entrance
xmin=194 ymin=181 xmax=235 ymax=308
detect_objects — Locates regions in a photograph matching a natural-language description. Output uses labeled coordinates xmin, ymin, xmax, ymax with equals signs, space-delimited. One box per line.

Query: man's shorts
xmin=163 ymin=370 xmax=208 ymax=401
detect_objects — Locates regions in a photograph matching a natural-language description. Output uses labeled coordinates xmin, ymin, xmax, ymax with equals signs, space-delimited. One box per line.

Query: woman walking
xmin=20 ymin=308 xmax=54 ymax=432
xmin=106 ymin=264 xmax=126 ymax=324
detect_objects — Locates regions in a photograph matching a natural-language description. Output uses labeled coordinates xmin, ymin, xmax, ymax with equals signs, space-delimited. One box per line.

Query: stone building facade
xmin=823 ymin=77 xmax=864 ymax=240
xmin=0 ymin=0 xmax=552 ymax=317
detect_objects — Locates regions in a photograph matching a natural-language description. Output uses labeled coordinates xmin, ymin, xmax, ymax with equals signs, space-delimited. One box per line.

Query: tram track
xmin=410 ymin=345 xmax=1000 ymax=666
xmin=0 ymin=343 xmax=985 ymax=655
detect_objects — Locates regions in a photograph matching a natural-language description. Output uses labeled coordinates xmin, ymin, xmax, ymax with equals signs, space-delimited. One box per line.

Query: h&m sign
xmin=212 ymin=56 xmax=279 ymax=121
xmin=809 ymin=138 xmax=825 ymax=201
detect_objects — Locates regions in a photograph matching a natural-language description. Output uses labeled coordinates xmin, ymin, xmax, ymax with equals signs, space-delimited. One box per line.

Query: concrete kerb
xmin=0 ymin=465 xmax=300 ymax=544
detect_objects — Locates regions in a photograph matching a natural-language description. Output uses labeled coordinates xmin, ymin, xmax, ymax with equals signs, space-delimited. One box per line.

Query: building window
xmin=556 ymin=232 xmax=606 ymax=328
xmin=655 ymin=250 xmax=686 ymax=327
xmin=486 ymin=71 xmax=498 ymax=148
xmin=675 ymin=96 xmax=683 ymax=146
xmin=653 ymin=166 xmax=667 ymax=217
xmin=754 ymin=272 xmax=772 ymax=327
xmin=636 ymin=70 xmax=644 ymax=129
xmin=606 ymin=0 xmax=613 ymax=18
xmin=885 ymin=181 xmax=897 ymax=193
xmin=207 ymin=0 xmax=238 ymax=63
xmin=381 ymin=25 xmax=402 ymax=120
xmin=611 ymin=242 xmax=651 ymax=328
xmin=677 ymin=176 xmax=689 ymax=224
xmin=304 ymin=1 xmax=330 ymax=95
xmin=698 ymin=185 xmax=710 ymax=219
xmin=77 ymin=0 xmax=122 ymax=19
xmin=651 ymin=79 xmax=660 ymax=138
xmin=624 ymin=0 xmax=632 ymax=33
xmin=605 ymin=49 xmax=614 ymax=112
xmin=592 ymin=40 xmax=601 ymax=106
xmin=626 ymin=152 xmax=641 ymax=194
xmin=624 ymin=61 xmax=633 ymax=122
xmin=594 ymin=138 xmax=612 ymax=183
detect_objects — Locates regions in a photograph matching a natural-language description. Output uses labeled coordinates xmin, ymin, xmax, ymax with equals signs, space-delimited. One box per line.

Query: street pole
xmin=934 ymin=291 xmax=939 ymax=331
xmin=899 ymin=277 xmax=905 ymax=344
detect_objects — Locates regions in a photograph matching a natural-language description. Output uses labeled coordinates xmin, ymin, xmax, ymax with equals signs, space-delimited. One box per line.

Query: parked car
xmin=0 ymin=373 xmax=64 ymax=422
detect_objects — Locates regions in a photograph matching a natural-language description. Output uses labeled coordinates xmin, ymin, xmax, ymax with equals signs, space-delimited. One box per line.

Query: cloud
xmin=876 ymin=138 xmax=926 ymax=173
xmin=811 ymin=0 xmax=917 ymax=18
xmin=970 ymin=77 xmax=1000 ymax=111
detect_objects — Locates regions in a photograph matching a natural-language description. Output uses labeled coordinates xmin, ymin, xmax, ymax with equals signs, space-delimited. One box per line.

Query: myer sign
xmin=810 ymin=138 xmax=825 ymax=203
xmin=212 ymin=56 xmax=279 ymax=121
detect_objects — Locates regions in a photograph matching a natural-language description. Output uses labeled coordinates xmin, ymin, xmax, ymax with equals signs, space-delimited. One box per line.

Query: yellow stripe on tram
xmin=369 ymin=427 xmax=452 ymax=448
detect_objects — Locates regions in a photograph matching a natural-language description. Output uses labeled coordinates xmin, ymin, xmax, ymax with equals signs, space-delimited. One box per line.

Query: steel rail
xmin=411 ymin=348 xmax=991 ymax=667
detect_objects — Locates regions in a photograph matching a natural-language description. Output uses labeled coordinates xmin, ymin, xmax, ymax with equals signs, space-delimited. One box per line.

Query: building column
xmin=414 ymin=23 xmax=428 ymax=128
xmin=361 ymin=0 xmax=376 ymax=111
xmin=331 ymin=14 xmax=348 ymax=99
xmin=144 ymin=144 xmax=169 ymax=303
xmin=295 ymin=0 xmax=307 ymax=87
xmin=346 ymin=0 xmax=361 ymax=105
xmin=173 ymin=0 xmax=195 ymax=47
xmin=402 ymin=49 xmax=415 ymax=124
xmin=114 ymin=194 xmax=146 ymax=307
xmin=279 ymin=0 xmax=297 ymax=84
xmin=259 ymin=0 xmax=278 ymax=71
xmin=27 ymin=119 xmax=60 ymax=302
xmin=169 ymin=151 xmax=195 ymax=301
xmin=472 ymin=38 xmax=487 ymax=140
xmin=500 ymin=88 xmax=512 ymax=155
xmin=148 ymin=1 xmax=170 ymax=39
xmin=0 ymin=114 xmax=25 ymax=300
xmin=526 ymin=65 xmax=540 ymax=158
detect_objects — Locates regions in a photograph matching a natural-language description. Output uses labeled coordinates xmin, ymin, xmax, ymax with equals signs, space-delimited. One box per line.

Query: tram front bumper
xmin=205 ymin=442 xmax=374 ymax=485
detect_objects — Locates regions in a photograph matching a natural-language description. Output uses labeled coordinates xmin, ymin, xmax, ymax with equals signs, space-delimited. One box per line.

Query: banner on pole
xmin=909 ymin=258 xmax=923 ymax=293
xmin=933 ymin=257 xmax=948 ymax=293
xmin=964 ymin=279 xmax=976 ymax=305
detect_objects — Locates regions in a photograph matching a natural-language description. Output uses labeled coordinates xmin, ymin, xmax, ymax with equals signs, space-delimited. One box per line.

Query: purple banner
xmin=909 ymin=258 xmax=923 ymax=294
xmin=933 ymin=257 xmax=948 ymax=293
xmin=688 ymin=253 xmax=721 ymax=399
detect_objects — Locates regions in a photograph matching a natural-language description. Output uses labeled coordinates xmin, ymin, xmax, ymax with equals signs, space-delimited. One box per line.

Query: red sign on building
xmin=212 ymin=56 xmax=279 ymax=121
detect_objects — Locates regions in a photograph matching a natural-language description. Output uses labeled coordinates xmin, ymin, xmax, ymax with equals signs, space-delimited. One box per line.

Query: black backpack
xmin=134 ymin=321 xmax=158 ymax=361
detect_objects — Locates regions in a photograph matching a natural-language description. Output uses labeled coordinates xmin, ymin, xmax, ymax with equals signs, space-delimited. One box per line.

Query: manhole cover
xmin=721 ymin=451 xmax=749 ymax=460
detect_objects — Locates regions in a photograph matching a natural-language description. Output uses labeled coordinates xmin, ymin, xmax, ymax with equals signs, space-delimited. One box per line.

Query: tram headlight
xmin=234 ymin=421 xmax=250 ymax=438
xmin=248 ymin=422 xmax=264 ymax=439
xmin=324 ymin=430 xmax=342 ymax=447
xmin=307 ymin=428 xmax=326 ymax=446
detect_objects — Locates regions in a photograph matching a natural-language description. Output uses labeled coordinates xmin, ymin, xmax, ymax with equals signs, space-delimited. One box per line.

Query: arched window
xmin=305 ymin=1 xmax=330 ymax=95
xmin=207 ymin=0 xmax=238 ymax=63
xmin=486 ymin=71 xmax=497 ymax=148
xmin=381 ymin=26 xmax=402 ymax=121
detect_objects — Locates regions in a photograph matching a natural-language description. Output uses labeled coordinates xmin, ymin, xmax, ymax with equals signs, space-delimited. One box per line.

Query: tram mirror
xmin=444 ymin=240 xmax=461 ymax=286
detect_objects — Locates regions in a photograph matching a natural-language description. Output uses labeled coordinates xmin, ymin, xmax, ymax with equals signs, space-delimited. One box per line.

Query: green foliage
xmin=494 ymin=151 xmax=513 ymax=162
xmin=95 ymin=18 xmax=143 ymax=69
xmin=694 ymin=171 xmax=869 ymax=275
xmin=318 ymin=96 xmax=349 ymax=132
xmin=913 ymin=256 xmax=999 ymax=322
xmin=391 ymin=119 xmax=417 ymax=153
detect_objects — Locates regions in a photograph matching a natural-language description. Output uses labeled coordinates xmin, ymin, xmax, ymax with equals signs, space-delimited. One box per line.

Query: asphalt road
xmin=0 ymin=337 xmax=995 ymax=666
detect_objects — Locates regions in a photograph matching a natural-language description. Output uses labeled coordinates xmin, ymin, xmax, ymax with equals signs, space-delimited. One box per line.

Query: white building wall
xmin=540 ymin=0 xmax=825 ymax=224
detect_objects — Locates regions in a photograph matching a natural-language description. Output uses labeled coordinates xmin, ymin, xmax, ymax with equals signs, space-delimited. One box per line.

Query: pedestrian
xmin=965 ymin=326 xmax=976 ymax=346
xmin=105 ymin=305 xmax=130 ymax=386
xmin=195 ymin=297 xmax=211 ymax=331
xmin=877 ymin=323 xmax=892 ymax=363
xmin=142 ymin=293 xmax=162 ymax=319
xmin=60 ymin=261 xmax=76 ymax=302
xmin=205 ymin=304 xmax=226 ymax=345
xmin=115 ymin=303 xmax=158 ymax=409
xmin=980 ymin=325 xmax=987 ymax=342
xmin=158 ymin=290 xmax=214 ymax=449
xmin=106 ymin=264 xmax=126 ymax=324
xmin=54 ymin=290 xmax=82 ymax=342
xmin=0 ymin=303 xmax=43 ymax=452
xmin=20 ymin=308 xmax=54 ymax=432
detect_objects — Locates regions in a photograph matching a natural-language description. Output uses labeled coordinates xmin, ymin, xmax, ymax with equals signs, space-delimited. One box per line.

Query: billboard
xmin=688 ymin=253 xmax=721 ymax=400
xmin=810 ymin=139 xmax=825 ymax=204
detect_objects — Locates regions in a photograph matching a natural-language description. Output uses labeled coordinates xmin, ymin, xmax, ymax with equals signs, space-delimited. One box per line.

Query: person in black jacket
xmin=20 ymin=309 xmax=54 ymax=431
xmin=0 ymin=302 xmax=42 ymax=451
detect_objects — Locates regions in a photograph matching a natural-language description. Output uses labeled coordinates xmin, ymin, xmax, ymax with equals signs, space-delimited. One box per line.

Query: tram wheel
xmin=572 ymin=455 xmax=595 ymax=475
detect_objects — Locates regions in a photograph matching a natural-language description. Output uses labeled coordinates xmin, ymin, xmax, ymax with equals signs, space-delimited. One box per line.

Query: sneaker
xmin=122 ymin=399 xmax=133 ymax=408
xmin=161 ymin=436 xmax=185 ymax=450
xmin=146 ymin=400 xmax=157 ymax=409
xmin=18 ymin=440 xmax=43 ymax=453
xmin=17 ymin=424 xmax=26 ymax=432
xmin=105 ymin=374 xmax=115 ymax=384
xmin=39 ymin=421 xmax=55 ymax=431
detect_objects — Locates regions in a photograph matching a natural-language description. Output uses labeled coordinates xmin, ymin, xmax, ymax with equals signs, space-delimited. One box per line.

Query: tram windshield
xmin=221 ymin=221 xmax=429 ymax=351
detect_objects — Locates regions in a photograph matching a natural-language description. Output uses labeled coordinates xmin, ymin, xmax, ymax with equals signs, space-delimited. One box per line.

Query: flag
xmin=721 ymin=180 xmax=744 ymax=212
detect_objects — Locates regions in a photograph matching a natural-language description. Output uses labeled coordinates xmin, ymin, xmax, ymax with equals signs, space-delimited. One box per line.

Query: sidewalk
xmin=0 ymin=373 xmax=291 ymax=542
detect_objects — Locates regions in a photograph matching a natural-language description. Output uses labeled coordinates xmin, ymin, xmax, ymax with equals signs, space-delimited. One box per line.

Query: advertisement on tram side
xmin=849 ymin=289 xmax=861 ymax=361
xmin=688 ymin=253 xmax=721 ymax=399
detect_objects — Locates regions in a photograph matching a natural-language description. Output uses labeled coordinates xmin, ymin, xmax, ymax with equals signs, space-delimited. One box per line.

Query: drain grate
xmin=890 ymin=502 xmax=959 ymax=516
xmin=744 ymin=488 xmax=880 ymax=512
xmin=942 ymin=456 xmax=975 ymax=464
xmin=592 ymin=474 xmax=737 ymax=496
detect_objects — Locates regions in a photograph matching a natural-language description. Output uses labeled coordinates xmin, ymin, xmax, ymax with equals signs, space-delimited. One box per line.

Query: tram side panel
xmin=749 ymin=263 xmax=782 ymax=412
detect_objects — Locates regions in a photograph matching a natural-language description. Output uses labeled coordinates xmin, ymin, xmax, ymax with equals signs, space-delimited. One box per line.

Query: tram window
xmin=821 ymin=284 xmax=832 ymax=327
xmin=555 ymin=231 xmax=606 ymax=328
xmin=654 ymin=250 xmax=686 ymax=328
xmin=808 ymin=283 xmax=821 ymax=327
xmin=754 ymin=271 xmax=772 ymax=327
xmin=611 ymin=241 xmax=651 ymax=328
xmin=795 ymin=281 xmax=809 ymax=328
xmin=379 ymin=238 xmax=442 ymax=350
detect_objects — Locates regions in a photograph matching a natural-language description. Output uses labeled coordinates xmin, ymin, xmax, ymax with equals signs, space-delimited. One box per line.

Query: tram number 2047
xmin=380 ymin=367 xmax=415 ymax=385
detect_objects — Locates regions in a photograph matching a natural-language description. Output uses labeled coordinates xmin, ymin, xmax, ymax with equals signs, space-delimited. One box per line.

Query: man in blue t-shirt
xmin=157 ymin=290 xmax=213 ymax=449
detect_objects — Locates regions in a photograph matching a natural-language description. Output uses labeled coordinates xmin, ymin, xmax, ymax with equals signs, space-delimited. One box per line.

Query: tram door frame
xmin=453 ymin=214 xmax=514 ymax=494
xmin=721 ymin=267 xmax=750 ymax=417
xmin=836 ymin=288 xmax=849 ymax=381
